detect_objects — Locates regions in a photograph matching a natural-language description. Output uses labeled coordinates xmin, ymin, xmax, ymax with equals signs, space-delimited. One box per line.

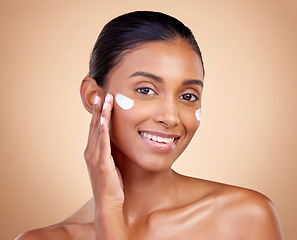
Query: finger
xmin=97 ymin=93 xmax=114 ymax=167
xmin=85 ymin=95 xmax=102 ymax=158
xmin=101 ymin=93 xmax=113 ymax=127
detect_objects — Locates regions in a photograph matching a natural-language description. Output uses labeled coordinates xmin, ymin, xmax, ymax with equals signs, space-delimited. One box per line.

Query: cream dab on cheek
xmin=115 ymin=93 xmax=134 ymax=110
xmin=195 ymin=108 xmax=201 ymax=121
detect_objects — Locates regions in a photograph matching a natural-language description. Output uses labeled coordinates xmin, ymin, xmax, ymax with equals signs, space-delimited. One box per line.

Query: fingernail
xmin=103 ymin=93 xmax=112 ymax=110
xmin=100 ymin=116 xmax=104 ymax=125
xmin=94 ymin=95 xmax=99 ymax=105
xmin=105 ymin=93 xmax=112 ymax=103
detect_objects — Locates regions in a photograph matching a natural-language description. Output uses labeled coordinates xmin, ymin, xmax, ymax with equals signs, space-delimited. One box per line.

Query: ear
xmin=80 ymin=76 xmax=104 ymax=114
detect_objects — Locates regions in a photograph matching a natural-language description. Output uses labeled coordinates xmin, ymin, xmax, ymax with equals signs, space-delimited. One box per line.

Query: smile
xmin=140 ymin=132 xmax=175 ymax=143
xmin=139 ymin=131 xmax=180 ymax=152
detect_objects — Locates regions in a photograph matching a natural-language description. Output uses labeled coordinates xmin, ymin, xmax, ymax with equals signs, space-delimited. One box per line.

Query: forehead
xmin=107 ymin=40 xmax=204 ymax=87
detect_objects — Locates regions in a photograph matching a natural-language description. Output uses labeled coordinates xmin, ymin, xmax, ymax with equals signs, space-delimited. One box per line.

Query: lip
xmin=138 ymin=130 xmax=180 ymax=152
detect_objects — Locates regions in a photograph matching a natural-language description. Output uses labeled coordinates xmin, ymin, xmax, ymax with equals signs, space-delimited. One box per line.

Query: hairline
xmin=102 ymin=37 xmax=204 ymax=87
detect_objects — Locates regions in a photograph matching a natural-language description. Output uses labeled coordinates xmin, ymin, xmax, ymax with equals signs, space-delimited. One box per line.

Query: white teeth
xmin=141 ymin=132 xmax=175 ymax=144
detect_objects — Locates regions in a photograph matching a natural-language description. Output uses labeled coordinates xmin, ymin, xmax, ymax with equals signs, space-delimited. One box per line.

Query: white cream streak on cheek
xmin=195 ymin=108 xmax=201 ymax=121
xmin=115 ymin=93 xmax=134 ymax=110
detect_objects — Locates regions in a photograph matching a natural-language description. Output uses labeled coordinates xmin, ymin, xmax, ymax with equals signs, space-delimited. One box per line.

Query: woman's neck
xmin=112 ymin=151 xmax=180 ymax=220
xmin=122 ymin=168 xmax=179 ymax=227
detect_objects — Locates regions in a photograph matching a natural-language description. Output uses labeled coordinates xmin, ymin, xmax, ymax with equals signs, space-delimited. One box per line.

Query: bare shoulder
xmin=16 ymin=199 xmax=95 ymax=240
xmin=16 ymin=222 xmax=95 ymax=240
xmin=15 ymin=225 xmax=70 ymax=240
xmin=193 ymin=177 xmax=284 ymax=239
xmin=218 ymin=186 xmax=284 ymax=239
xmin=172 ymin=175 xmax=284 ymax=239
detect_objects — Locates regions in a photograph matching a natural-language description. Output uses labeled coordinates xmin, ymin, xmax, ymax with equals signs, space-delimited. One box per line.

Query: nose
xmin=153 ymin=97 xmax=180 ymax=128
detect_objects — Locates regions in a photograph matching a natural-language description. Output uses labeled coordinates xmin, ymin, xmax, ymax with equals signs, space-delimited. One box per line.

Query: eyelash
xmin=136 ymin=87 xmax=199 ymax=102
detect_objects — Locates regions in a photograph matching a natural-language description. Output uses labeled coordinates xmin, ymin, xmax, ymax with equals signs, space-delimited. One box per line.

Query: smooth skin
xmin=16 ymin=40 xmax=284 ymax=240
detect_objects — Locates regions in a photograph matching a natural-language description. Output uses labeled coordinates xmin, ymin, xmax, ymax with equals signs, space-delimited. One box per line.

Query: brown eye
xmin=136 ymin=87 xmax=155 ymax=95
xmin=180 ymin=93 xmax=198 ymax=102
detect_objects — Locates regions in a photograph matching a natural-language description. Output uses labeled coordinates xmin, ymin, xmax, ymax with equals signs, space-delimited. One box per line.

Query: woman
xmin=17 ymin=11 xmax=284 ymax=240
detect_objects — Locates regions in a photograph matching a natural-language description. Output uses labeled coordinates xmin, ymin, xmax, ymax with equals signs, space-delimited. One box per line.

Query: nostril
xmin=153 ymin=103 xmax=180 ymax=128
xmin=158 ymin=121 xmax=170 ymax=127
xmin=157 ymin=118 xmax=180 ymax=128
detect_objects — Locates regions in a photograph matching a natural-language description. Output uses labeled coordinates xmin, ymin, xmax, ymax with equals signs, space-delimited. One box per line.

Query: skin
xmin=16 ymin=40 xmax=284 ymax=240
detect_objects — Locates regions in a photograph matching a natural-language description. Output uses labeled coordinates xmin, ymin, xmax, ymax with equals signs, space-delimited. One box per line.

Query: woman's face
xmin=105 ymin=40 xmax=204 ymax=172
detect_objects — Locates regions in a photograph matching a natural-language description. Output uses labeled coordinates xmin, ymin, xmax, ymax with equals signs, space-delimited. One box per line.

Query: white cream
xmin=115 ymin=93 xmax=134 ymax=110
xmin=195 ymin=108 xmax=201 ymax=121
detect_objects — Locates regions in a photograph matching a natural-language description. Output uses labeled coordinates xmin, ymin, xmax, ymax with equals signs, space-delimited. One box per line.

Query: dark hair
xmin=88 ymin=11 xmax=204 ymax=86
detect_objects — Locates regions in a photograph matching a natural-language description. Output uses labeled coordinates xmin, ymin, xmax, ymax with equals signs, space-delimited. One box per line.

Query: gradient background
xmin=1 ymin=0 xmax=296 ymax=239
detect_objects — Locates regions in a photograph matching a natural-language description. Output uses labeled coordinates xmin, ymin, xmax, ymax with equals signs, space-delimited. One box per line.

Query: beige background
xmin=1 ymin=0 xmax=296 ymax=239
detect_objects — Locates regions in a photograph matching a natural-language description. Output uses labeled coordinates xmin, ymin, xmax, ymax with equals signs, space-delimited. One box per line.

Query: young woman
xmin=17 ymin=11 xmax=284 ymax=240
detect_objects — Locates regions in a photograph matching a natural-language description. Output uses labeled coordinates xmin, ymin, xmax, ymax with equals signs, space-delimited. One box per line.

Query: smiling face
xmin=104 ymin=40 xmax=204 ymax=172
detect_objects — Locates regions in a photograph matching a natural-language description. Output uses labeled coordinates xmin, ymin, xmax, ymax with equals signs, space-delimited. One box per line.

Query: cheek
xmin=180 ymin=108 xmax=200 ymax=133
xmin=110 ymin=105 xmax=134 ymax=136
xmin=110 ymin=93 xmax=136 ymax=139
xmin=109 ymin=101 xmax=145 ymax=142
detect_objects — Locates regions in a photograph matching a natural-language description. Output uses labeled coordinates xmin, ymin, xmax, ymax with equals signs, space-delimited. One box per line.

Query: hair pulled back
xmin=88 ymin=11 xmax=204 ymax=86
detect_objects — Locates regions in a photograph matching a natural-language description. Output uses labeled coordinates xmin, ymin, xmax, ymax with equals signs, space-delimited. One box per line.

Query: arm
xmin=84 ymin=93 xmax=128 ymax=240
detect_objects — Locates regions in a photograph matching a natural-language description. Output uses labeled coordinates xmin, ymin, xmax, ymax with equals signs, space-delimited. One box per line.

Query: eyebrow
xmin=129 ymin=71 xmax=203 ymax=88
xmin=129 ymin=71 xmax=163 ymax=83
xmin=182 ymin=79 xmax=204 ymax=88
